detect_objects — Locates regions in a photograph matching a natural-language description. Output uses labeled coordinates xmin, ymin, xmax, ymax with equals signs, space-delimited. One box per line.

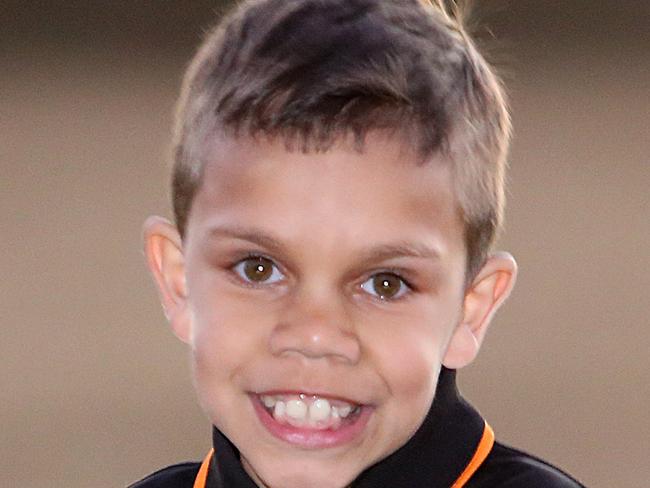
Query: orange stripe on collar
xmin=451 ymin=421 xmax=495 ymax=488
xmin=193 ymin=448 xmax=214 ymax=488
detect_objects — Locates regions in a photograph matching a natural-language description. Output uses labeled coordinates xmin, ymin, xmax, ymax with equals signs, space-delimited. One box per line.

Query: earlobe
xmin=442 ymin=323 xmax=479 ymax=370
xmin=443 ymin=252 xmax=517 ymax=369
xmin=143 ymin=216 xmax=191 ymax=343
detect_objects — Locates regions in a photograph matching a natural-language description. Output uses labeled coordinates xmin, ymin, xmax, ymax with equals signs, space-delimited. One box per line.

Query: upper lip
xmin=252 ymin=389 xmax=367 ymax=406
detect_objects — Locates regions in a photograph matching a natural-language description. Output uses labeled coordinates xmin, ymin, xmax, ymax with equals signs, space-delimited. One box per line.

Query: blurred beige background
xmin=2 ymin=1 xmax=648 ymax=487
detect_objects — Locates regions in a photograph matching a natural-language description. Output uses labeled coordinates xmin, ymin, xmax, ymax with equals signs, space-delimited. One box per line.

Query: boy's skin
xmin=143 ymin=131 xmax=516 ymax=488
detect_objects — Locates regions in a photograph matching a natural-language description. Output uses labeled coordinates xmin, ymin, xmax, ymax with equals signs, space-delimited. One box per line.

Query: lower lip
xmin=250 ymin=395 xmax=373 ymax=449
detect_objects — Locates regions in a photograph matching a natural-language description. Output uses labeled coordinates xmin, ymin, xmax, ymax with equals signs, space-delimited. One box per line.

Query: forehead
xmin=189 ymin=132 xmax=464 ymax=261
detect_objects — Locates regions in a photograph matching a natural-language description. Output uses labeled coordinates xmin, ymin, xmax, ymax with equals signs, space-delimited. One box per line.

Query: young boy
xmin=132 ymin=0 xmax=584 ymax=486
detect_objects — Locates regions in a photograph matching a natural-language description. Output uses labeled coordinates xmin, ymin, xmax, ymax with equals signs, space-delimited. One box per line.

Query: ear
xmin=443 ymin=252 xmax=517 ymax=369
xmin=143 ymin=216 xmax=191 ymax=344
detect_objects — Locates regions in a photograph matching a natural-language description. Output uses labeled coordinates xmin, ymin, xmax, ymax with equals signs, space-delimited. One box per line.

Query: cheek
xmin=381 ymin=324 xmax=444 ymax=399
xmin=366 ymin=298 xmax=462 ymax=404
xmin=187 ymin=286 xmax=272 ymax=392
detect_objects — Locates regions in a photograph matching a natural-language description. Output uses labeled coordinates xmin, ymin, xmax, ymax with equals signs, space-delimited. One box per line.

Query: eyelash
xmin=229 ymin=254 xmax=414 ymax=301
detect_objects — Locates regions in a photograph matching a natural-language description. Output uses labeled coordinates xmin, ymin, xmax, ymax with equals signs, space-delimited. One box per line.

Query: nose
xmin=268 ymin=286 xmax=361 ymax=364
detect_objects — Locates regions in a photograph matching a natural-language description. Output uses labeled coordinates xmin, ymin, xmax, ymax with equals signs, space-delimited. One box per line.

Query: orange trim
xmin=451 ymin=421 xmax=495 ymax=488
xmin=193 ymin=448 xmax=214 ymax=488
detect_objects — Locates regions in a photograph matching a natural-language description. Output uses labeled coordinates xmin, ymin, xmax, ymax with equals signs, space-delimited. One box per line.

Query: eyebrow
xmin=205 ymin=224 xmax=441 ymax=263
xmin=356 ymin=242 xmax=441 ymax=265
xmin=206 ymin=225 xmax=285 ymax=254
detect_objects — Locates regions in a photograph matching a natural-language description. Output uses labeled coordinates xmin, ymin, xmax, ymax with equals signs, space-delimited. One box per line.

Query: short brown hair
xmin=171 ymin=0 xmax=511 ymax=280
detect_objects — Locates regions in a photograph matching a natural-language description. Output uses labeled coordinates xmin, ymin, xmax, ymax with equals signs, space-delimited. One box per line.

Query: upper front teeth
xmin=261 ymin=394 xmax=357 ymax=427
xmin=286 ymin=399 xmax=308 ymax=420
xmin=309 ymin=398 xmax=331 ymax=422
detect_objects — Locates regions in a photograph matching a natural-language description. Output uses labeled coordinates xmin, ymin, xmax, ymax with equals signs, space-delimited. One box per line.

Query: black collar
xmin=206 ymin=368 xmax=486 ymax=487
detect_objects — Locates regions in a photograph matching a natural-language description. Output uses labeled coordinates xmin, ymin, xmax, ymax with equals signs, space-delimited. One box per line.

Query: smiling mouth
xmin=260 ymin=393 xmax=361 ymax=430
xmin=251 ymin=392 xmax=371 ymax=448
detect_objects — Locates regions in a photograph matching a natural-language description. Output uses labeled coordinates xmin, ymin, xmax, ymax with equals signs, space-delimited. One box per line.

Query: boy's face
xmin=145 ymin=132 xmax=515 ymax=488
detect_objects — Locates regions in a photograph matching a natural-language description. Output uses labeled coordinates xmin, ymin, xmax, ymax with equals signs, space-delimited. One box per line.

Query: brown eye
xmin=361 ymin=272 xmax=408 ymax=300
xmin=234 ymin=256 xmax=283 ymax=284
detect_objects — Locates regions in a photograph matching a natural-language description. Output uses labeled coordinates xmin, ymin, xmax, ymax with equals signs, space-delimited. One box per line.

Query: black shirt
xmin=129 ymin=369 xmax=585 ymax=487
